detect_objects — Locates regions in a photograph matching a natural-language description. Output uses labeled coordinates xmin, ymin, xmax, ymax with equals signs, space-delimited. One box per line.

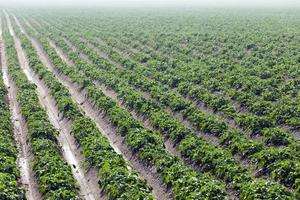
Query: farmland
xmin=0 ymin=7 xmax=300 ymax=200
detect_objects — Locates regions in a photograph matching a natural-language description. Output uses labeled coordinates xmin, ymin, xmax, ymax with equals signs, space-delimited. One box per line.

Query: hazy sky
xmin=1 ymin=0 xmax=300 ymax=7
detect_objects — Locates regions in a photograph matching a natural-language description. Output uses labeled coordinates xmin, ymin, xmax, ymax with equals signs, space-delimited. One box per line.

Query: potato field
xmin=0 ymin=8 xmax=300 ymax=200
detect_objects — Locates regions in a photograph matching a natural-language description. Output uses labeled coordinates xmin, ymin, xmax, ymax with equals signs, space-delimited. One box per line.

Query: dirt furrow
xmin=7 ymin=13 xmax=102 ymax=200
xmin=17 ymin=18 xmax=172 ymax=200
xmin=1 ymin=15 xmax=41 ymax=200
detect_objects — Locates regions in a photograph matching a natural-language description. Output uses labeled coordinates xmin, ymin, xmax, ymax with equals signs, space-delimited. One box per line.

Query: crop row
xmin=81 ymin=33 xmax=300 ymax=190
xmin=2 ymin=14 xmax=80 ymax=199
xmin=103 ymin=20 xmax=300 ymax=131
xmin=84 ymin=35 xmax=300 ymax=196
xmin=86 ymin=35 xmax=296 ymax=146
xmin=114 ymin=32 xmax=299 ymax=131
xmin=14 ymin=15 xmax=237 ymax=200
xmin=33 ymin=15 xmax=300 ymax=161
xmin=9 ymin=14 xmax=156 ymax=200
xmin=93 ymin=33 xmax=298 ymax=145
xmin=34 ymin=17 xmax=300 ymax=197
xmin=40 ymin=14 xmax=300 ymax=135
xmin=23 ymin=17 xmax=298 ymax=199
xmin=0 ymin=18 xmax=25 ymax=199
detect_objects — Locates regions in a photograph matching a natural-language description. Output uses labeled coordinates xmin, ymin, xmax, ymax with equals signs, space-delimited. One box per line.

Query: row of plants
xmin=27 ymin=18 xmax=299 ymax=199
xmin=2 ymin=15 xmax=80 ymax=199
xmin=40 ymin=17 xmax=298 ymax=152
xmin=110 ymin=27 xmax=300 ymax=130
xmin=0 ymin=75 xmax=25 ymax=200
xmin=82 ymin=21 xmax=300 ymax=130
xmin=98 ymin=17 xmax=300 ymax=129
xmin=50 ymin=25 xmax=300 ymax=195
xmin=36 ymin=18 xmax=291 ymax=150
xmin=82 ymin=33 xmax=300 ymax=195
xmin=16 ymin=16 xmax=237 ymax=200
xmin=92 ymin=33 xmax=298 ymax=137
xmin=84 ymin=35 xmax=298 ymax=146
xmin=86 ymin=34 xmax=300 ymax=148
xmin=68 ymin=34 xmax=300 ymax=198
xmin=10 ymin=15 xmax=156 ymax=200
xmin=0 ymin=17 xmax=25 ymax=199
xmin=43 ymin=15 xmax=300 ymax=134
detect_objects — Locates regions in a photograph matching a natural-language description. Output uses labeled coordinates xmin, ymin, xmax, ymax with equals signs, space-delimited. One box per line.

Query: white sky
xmin=1 ymin=0 xmax=299 ymax=7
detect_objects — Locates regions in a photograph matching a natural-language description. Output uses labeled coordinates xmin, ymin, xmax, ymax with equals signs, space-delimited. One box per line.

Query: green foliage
xmin=3 ymin=16 xmax=79 ymax=199
xmin=0 ymin=17 xmax=25 ymax=199
xmin=0 ymin=173 xmax=25 ymax=200
xmin=15 ymin=21 xmax=155 ymax=199
xmin=13 ymin=8 xmax=300 ymax=198
xmin=240 ymin=180 xmax=293 ymax=200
